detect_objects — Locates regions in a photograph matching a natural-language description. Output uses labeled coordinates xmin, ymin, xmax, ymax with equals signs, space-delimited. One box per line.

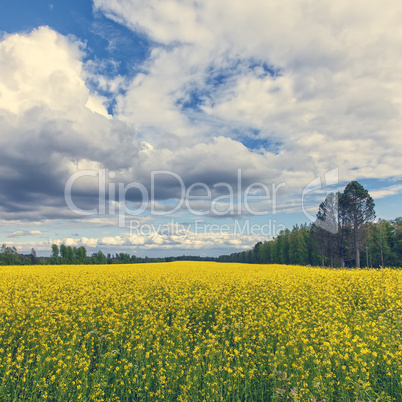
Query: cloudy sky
xmin=0 ymin=0 xmax=401 ymax=257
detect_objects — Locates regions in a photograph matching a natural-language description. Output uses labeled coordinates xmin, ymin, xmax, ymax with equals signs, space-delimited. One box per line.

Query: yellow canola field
xmin=1 ymin=262 xmax=402 ymax=401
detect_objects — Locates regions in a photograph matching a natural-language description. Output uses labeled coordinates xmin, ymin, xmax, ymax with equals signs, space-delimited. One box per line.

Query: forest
xmin=218 ymin=181 xmax=402 ymax=268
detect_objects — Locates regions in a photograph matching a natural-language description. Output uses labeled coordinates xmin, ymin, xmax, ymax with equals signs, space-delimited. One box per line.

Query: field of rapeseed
xmin=1 ymin=262 xmax=402 ymax=401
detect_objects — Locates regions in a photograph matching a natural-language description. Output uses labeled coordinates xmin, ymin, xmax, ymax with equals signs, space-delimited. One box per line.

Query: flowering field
xmin=1 ymin=262 xmax=402 ymax=401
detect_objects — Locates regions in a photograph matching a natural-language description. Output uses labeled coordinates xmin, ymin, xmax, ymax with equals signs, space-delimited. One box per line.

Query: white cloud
xmin=94 ymin=0 xmax=402 ymax=187
xmin=81 ymin=237 xmax=99 ymax=248
xmin=0 ymin=27 xmax=85 ymax=114
xmin=0 ymin=26 xmax=144 ymax=165
xmin=0 ymin=26 xmax=146 ymax=221
xmin=371 ymin=184 xmax=402 ymax=200
xmin=64 ymin=238 xmax=80 ymax=247
xmin=100 ymin=236 xmax=126 ymax=246
xmin=3 ymin=239 xmax=52 ymax=253
xmin=97 ymin=230 xmax=262 ymax=251
xmin=8 ymin=230 xmax=42 ymax=238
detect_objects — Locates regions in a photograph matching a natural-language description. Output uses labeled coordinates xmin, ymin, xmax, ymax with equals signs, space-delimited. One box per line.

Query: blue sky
xmin=0 ymin=0 xmax=401 ymax=257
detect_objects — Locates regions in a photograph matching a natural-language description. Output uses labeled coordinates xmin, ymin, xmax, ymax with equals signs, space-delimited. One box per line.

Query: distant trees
xmin=0 ymin=244 xmax=20 ymax=265
xmin=30 ymin=248 xmax=38 ymax=265
xmin=0 ymin=244 xmax=38 ymax=265
xmin=96 ymin=250 xmax=107 ymax=264
xmin=218 ymin=217 xmax=402 ymax=268
xmin=76 ymin=246 xmax=87 ymax=264
xmin=218 ymin=224 xmax=319 ymax=265
xmin=289 ymin=225 xmax=308 ymax=265
xmin=218 ymin=181 xmax=401 ymax=268
xmin=46 ymin=245 xmax=169 ymax=265
xmin=60 ymin=244 xmax=67 ymax=262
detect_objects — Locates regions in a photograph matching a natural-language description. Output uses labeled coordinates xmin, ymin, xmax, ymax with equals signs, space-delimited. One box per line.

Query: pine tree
xmin=341 ymin=181 xmax=376 ymax=268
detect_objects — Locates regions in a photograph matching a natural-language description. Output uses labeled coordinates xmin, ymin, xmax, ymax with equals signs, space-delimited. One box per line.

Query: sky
xmin=0 ymin=0 xmax=401 ymax=257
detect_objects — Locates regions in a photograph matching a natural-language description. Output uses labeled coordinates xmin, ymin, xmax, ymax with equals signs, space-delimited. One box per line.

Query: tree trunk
xmin=338 ymin=225 xmax=345 ymax=269
xmin=354 ymin=217 xmax=360 ymax=268
xmin=366 ymin=246 xmax=369 ymax=268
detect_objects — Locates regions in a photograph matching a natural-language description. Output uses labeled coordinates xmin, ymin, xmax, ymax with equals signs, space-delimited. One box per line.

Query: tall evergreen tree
xmin=341 ymin=181 xmax=376 ymax=268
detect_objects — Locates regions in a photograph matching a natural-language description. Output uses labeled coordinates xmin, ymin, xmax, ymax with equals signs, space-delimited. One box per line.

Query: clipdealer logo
xmin=64 ymin=167 xmax=339 ymax=235
xmin=64 ymin=169 xmax=286 ymax=227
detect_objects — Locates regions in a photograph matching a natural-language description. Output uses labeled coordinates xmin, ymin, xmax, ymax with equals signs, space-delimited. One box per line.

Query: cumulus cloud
xmin=0 ymin=27 xmax=142 ymax=220
xmin=95 ymin=0 xmax=402 ymax=186
xmin=63 ymin=238 xmax=81 ymax=247
xmin=81 ymin=236 xmax=99 ymax=248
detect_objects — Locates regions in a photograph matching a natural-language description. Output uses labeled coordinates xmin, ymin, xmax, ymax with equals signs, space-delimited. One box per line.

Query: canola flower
xmin=0 ymin=262 xmax=402 ymax=401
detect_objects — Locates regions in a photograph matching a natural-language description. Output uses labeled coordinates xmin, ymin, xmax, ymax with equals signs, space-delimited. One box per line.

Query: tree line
xmin=0 ymin=245 xmax=42 ymax=265
xmin=48 ymin=244 xmax=168 ymax=265
xmin=0 ymin=243 xmax=214 ymax=266
xmin=217 ymin=181 xmax=402 ymax=268
xmin=48 ymin=245 xmax=215 ymax=265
